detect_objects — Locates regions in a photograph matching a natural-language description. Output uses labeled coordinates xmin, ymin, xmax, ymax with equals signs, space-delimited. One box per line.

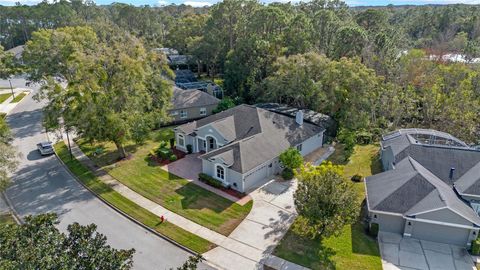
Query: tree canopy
xmin=0 ymin=213 xmax=134 ymax=269
xmin=293 ymin=162 xmax=359 ymax=240
xmin=23 ymin=26 xmax=174 ymax=158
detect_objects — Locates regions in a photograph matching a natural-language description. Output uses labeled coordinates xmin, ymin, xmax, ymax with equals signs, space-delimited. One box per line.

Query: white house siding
xmin=409 ymin=220 xmax=475 ymax=246
xmin=202 ymin=159 xmax=244 ymax=191
xmin=298 ymin=132 xmax=324 ymax=156
xmin=370 ymin=213 xmax=405 ymax=234
xmin=194 ymin=125 xmax=228 ymax=150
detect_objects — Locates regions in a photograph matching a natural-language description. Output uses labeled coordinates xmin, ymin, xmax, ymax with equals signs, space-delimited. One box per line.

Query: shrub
xmin=149 ymin=149 xmax=157 ymax=158
xmin=281 ymin=168 xmax=294 ymax=180
xmin=198 ymin=173 xmax=223 ymax=188
xmin=169 ymin=138 xmax=175 ymax=149
xmin=279 ymin=148 xmax=303 ymax=170
xmin=186 ymin=144 xmax=193 ymax=154
xmin=369 ymin=223 xmax=379 ymax=237
xmin=158 ymin=141 xmax=168 ymax=149
xmin=169 ymin=154 xmax=177 ymax=162
xmin=156 ymin=147 xmax=172 ymax=159
xmin=472 ymin=238 xmax=480 ymax=255
xmin=351 ymin=174 xmax=363 ymax=182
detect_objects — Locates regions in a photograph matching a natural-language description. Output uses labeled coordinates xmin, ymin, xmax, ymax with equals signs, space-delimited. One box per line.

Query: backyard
xmin=76 ymin=127 xmax=252 ymax=236
xmin=274 ymin=144 xmax=383 ymax=270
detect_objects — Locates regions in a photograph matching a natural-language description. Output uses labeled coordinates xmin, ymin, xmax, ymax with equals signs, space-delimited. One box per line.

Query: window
xmin=296 ymin=144 xmax=303 ymax=152
xmin=178 ymin=134 xmax=185 ymax=147
xmin=200 ymin=107 xmax=207 ymax=116
xmin=170 ymin=111 xmax=178 ymax=116
xmin=216 ymin=165 xmax=225 ymax=180
xmin=180 ymin=110 xmax=187 ymax=119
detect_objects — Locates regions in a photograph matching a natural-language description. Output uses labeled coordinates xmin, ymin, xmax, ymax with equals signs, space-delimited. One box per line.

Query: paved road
xmin=2 ymin=78 xmax=213 ymax=270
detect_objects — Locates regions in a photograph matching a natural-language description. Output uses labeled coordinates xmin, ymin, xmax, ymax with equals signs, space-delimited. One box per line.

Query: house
xmin=174 ymin=104 xmax=325 ymax=192
xmin=365 ymin=129 xmax=480 ymax=247
xmin=169 ymin=87 xmax=219 ymax=123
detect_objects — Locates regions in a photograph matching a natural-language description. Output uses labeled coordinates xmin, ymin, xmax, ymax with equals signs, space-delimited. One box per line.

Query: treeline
xmin=1 ymin=0 xmax=479 ymax=144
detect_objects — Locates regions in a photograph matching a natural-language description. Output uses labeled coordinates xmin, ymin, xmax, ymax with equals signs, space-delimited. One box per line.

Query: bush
xmin=159 ymin=141 xmax=168 ymax=149
xmin=281 ymin=168 xmax=294 ymax=180
xmin=186 ymin=144 xmax=193 ymax=154
xmin=472 ymin=238 xmax=480 ymax=255
xmin=149 ymin=149 xmax=157 ymax=158
xmin=169 ymin=138 xmax=175 ymax=149
xmin=198 ymin=173 xmax=223 ymax=188
xmin=369 ymin=223 xmax=379 ymax=237
xmin=156 ymin=147 xmax=172 ymax=159
xmin=169 ymin=154 xmax=177 ymax=162
xmin=351 ymin=174 xmax=363 ymax=182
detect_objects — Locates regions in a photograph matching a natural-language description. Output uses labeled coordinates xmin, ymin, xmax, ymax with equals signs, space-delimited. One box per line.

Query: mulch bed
xmin=149 ymin=147 xmax=186 ymax=166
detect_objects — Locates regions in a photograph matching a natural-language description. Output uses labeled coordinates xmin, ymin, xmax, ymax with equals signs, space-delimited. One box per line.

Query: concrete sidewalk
xmin=65 ymin=138 xmax=308 ymax=270
xmin=0 ymin=89 xmax=30 ymax=115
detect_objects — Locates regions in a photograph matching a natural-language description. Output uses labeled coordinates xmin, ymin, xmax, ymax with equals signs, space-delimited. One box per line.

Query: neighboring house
xmin=365 ymin=129 xmax=480 ymax=247
xmin=169 ymin=87 xmax=219 ymax=123
xmin=6 ymin=45 xmax=24 ymax=60
xmin=174 ymin=104 xmax=325 ymax=192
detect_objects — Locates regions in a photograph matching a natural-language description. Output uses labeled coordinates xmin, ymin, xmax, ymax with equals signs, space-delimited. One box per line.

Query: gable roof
xmin=177 ymin=105 xmax=324 ymax=174
xmin=366 ymin=157 xmax=480 ymax=226
xmin=171 ymin=87 xmax=219 ymax=110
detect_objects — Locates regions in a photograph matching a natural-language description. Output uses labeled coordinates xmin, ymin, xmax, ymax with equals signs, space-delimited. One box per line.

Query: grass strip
xmin=55 ymin=142 xmax=215 ymax=253
xmin=0 ymin=93 xmax=12 ymax=103
xmin=10 ymin=92 xmax=27 ymax=103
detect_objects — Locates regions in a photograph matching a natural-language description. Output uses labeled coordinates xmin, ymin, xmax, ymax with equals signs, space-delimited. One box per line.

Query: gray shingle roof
xmin=179 ymin=105 xmax=324 ymax=174
xmin=171 ymin=87 xmax=219 ymax=110
xmin=366 ymin=157 xmax=480 ymax=225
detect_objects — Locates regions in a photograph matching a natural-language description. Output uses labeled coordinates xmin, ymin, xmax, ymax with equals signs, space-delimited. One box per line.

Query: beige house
xmin=169 ymin=87 xmax=220 ymax=123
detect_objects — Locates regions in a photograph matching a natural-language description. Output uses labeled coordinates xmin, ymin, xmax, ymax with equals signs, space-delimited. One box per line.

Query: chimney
xmin=295 ymin=110 xmax=304 ymax=126
xmin=449 ymin=167 xmax=456 ymax=181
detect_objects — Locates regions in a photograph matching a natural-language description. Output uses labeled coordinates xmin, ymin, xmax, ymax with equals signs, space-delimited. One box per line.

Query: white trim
xmin=368 ymin=209 xmax=404 ymax=217
xmin=177 ymin=133 xmax=185 ymax=147
xmin=214 ymin=163 xmax=227 ymax=184
xmin=405 ymin=217 xmax=478 ymax=230
xmin=200 ymin=107 xmax=207 ymax=116
xmin=408 ymin=207 xmax=448 ymax=216
xmin=457 ymin=191 xmax=480 ymax=200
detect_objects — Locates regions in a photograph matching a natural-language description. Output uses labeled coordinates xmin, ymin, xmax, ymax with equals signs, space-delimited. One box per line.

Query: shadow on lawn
xmin=175 ymin=182 xmax=232 ymax=213
xmin=351 ymin=201 xmax=380 ymax=256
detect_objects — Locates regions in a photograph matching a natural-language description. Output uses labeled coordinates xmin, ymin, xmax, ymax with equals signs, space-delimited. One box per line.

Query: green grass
xmin=0 ymin=93 xmax=12 ymax=103
xmin=0 ymin=213 xmax=15 ymax=225
xmin=10 ymin=92 xmax=27 ymax=103
xmin=55 ymin=142 xmax=215 ymax=253
xmin=274 ymin=144 xmax=383 ymax=270
xmin=76 ymin=128 xmax=252 ymax=236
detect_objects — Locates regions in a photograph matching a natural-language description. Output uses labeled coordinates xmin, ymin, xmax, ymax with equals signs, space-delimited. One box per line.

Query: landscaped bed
xmin=273 ymin=144 xmax=382 ymax=270
xmin=76 ymin=127 xmax=253 ymax=236
xmin=55 ymin=141 xmax=215 ymax=253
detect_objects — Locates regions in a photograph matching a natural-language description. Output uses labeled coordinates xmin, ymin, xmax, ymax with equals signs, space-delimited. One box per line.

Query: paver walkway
xmin=378 ymin=232 xmax=475 ymax=270
xmin=65 ymin=139 xmax=308 ymax=270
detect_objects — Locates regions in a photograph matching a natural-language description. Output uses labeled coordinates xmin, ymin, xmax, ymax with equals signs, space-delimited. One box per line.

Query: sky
xmin=0 ymin=0 xmax=479 ymax=8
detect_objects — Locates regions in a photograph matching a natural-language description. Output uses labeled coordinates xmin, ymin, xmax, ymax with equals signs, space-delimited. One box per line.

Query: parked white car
xmin=37 ymin=141 xmax=54 ymax=155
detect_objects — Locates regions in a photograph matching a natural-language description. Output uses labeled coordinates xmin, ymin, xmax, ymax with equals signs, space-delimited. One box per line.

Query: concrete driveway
xmin=379 ymin=232 xmax=476 ymax=270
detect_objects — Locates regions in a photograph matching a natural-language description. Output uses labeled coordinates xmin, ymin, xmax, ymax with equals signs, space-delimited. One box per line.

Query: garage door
xmin=244 ymin=165 xmax=268 ymax=191
xmin=411 ymin=221 xmax=470 ymax=246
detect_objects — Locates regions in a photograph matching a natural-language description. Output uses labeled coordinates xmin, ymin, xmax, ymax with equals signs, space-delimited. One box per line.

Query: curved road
xmin=2 ymin=78 xmax=213 ymax=270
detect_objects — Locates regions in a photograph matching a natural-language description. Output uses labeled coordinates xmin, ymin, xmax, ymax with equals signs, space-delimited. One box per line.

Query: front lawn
xmin=0 ymin=93 xmax=12 ymax=103
xmin=273 ymin=144 xmax=382 ymax=270
xmin=76 ymin=128 xmax=252 ymax=236
xmin=0 ymin=213 xmax=15 ymax=225
xmin=56 ymin=142 xmax=215 ymax=253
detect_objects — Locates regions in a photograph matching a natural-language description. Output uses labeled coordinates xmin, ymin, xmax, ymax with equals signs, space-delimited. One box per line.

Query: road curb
xmin=1 ymin=192 xmax=23 ymax=224
xmin=53 ymin=150 xmax=201 ymax=257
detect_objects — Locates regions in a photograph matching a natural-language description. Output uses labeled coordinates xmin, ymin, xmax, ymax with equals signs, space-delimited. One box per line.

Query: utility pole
xmin=65 ymin=127 xmax=73 ymax=160
xmin=8 ymin=79 xmax=15 ymax=99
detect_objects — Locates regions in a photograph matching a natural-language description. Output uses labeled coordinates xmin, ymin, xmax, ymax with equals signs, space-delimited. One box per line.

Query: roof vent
xmin=296 ymin=110 xmax=304 ymax=126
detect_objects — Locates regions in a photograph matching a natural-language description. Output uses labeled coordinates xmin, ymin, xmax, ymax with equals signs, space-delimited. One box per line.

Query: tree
xmin=23 ymin=26 xmax=173 ymax=158
xmin=279 ymin=147 xmax=303 ymax=171
xmin=212 ymin=97 xmax=236 ymax=113
xmin=0 ymin=45 xmax=15 ymax=79
xmin=0 ymin=213 xmax=134 ymax=269
xmin=0 ymin=117 xmax=17 ymax=192
xmin=171 ymin=254 xmax=203 ymax=270
xmin=293 ymin=162 xmax=358 ymax=240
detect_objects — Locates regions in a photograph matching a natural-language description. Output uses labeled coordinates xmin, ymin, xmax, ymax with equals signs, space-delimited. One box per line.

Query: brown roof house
xmin=174 ymin=104 xmax=325 ymax=192
xmin=169 ymin=87 xmax=219 ymax=123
